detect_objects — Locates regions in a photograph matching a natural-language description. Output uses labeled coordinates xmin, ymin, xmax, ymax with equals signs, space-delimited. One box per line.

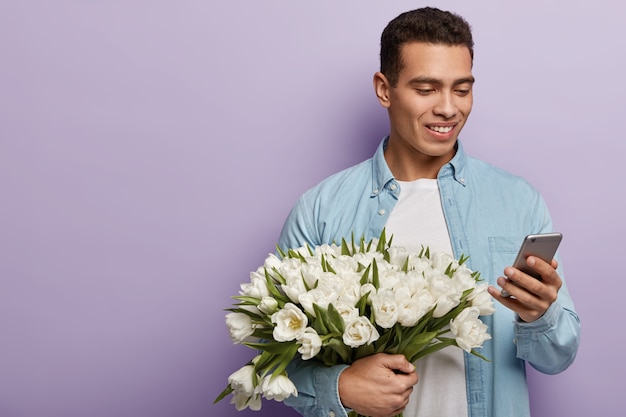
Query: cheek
xmin=393 ymin=101 xmax=430 ymax=125
xmin=460 ymin=96 xmax=473 ymax=114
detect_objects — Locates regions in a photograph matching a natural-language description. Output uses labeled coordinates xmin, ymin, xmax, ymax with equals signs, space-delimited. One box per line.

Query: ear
xmin=373 ymin=72 xmax=391 ymax=108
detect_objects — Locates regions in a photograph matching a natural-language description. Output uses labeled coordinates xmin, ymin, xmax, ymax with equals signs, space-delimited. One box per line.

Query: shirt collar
xmin=440 ymin=140 xmax=468 ymax=186
xmin=370 ymin=137 xmax=396 ymax=197
xmin=371 ymin=136 xmax=468 ymax=196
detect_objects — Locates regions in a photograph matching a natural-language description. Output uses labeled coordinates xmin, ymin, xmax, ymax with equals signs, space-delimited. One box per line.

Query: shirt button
xmin=459 ymin=178 xmax=465 ymax=184
xmin=378 ymin=209 xmax=385 ymax=215
xmin=373 ymin=188 xmax=379 ymax=194
xmin=390 ymin=183 xmax=397 ymax=191
xmin=329 ymin=412 xmax=336 ymax=417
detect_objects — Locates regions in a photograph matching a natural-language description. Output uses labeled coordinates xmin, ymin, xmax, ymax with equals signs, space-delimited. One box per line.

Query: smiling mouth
xmin=429 ymin=125 xmax=454 ymax=133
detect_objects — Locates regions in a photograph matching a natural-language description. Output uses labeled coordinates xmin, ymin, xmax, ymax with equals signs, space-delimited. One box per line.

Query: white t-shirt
xmin=384 ymin=178 xmax=468 ymax=417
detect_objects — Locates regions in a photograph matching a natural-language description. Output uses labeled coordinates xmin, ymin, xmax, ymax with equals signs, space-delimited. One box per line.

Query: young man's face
xmin=375 ymin=42 xmax=474 ymax=178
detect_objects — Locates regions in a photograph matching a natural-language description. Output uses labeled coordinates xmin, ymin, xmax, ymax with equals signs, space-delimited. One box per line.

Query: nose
xmin=433 ymin=92 xmax=457 ymax=119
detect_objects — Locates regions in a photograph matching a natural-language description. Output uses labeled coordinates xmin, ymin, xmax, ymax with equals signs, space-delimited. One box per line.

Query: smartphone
xmin=500 ymin=232 xmax=562 ymax=298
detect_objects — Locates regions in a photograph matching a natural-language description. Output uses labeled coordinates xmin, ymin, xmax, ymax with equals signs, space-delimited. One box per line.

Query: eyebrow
xmin=407 ymin=76 xmax=476 ymax=86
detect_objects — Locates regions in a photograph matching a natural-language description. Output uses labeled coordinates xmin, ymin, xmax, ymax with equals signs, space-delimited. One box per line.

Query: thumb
xmin=385 ymin=354 xmax=415 ymax=374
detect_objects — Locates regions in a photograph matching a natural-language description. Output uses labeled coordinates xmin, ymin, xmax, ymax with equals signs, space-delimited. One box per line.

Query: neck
xmin=384 ymin=140 xmax=456 ymax=181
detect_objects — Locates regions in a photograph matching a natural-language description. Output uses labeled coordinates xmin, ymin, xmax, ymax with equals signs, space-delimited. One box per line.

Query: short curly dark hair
xmin=380 ymin=7 xmax=474 ymax=86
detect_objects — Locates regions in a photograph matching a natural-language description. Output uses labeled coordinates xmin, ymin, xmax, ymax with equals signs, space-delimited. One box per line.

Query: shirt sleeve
xmin=513 ymin=295 xmax=581 ymax=374
xmin=283 ymin=357 xmax=350 ymax=417
xmin=277 ymin=195 xmax=318 ymax=253
xmin=512 ymin=193 xmax=581 ymax=374
xmin=278 ymin=197 xmax=352 ymax=416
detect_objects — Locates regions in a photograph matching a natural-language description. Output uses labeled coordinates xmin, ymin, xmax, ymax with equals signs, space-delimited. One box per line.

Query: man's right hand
xmin=338 ymin=353 xmax=418 ymax=417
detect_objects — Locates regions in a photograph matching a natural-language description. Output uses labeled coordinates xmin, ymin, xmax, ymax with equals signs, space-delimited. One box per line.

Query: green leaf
xmin=312 ymin=304 xmax=329 ymax=334
xmin=260 ymin=272 xmax=290 ymax=307
xmin=401 ymin=256 xmax=410 ymax=273
xmin=472 ymin=271 xmax=482 ymax=282
xmin=269 ymin=343 xmax=300 ymax=378
xmin=244 ymin=340 xmax=293 ymax=354
xmin=407 ymin=338 xmax=455 ymax=362
xmin=254 ymin=350 xmax=278 ymax=373
xmin=355 ymin=293 xmax=370 ymax=316
xmin=275 ymin=245 xmax=286 ymax=259
xmin=461 ymin=288 xmax=474 ymax=299
xmin=372 ymin=258 xmax=380 ymax=289
xmin=232 ymin=295 xmax=262 ymax=306
xmin=372 ymin=325 xmax=395 ymax=352
xmin=321 ymin=345 xmax=340 ymax=366
xmin=322 ymin=254 xmax=337 ymax=274
xmin=376 ymin=228 xmax=387 ymax=253
xmin=354 ymin=342 xmax=376 ymax=361
xmin=359 ymin=264 xmax=372 ymax=286
xmin=427 ymin=301 xmax=469 ymax=332
xmin=470 ymin=349 xmax=491 ymax=362
xmin=251 ymin=328 xmax=274 ymax=339
xmin=313 ymin=304 xmax=342 ymax=336
xmin=287 ymin=248 xmax=307 ymax=262
xmin=327 ymin=303 xmax=345 ymax=334
xmin=254 ymin=343 xmax=299 ymax=379
xmin=226 ymin=307 xmax=264 ymax=322
xmin=341 ymin=237 xmax=351 ymax=256
xmin=213 ymin=384 xmax=234 ymax=403
xmin=325 ymin=337 xmax=351 ymax=363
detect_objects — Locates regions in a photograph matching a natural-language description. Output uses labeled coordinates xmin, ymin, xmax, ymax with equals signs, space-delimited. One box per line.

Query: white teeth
xmin=431 ymin=126 xmax=453 ymax=133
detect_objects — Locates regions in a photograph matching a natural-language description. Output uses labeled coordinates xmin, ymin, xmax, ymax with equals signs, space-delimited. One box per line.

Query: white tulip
xmin=231 ymin=391 xmax=262 ymax=411
xmin=271 ymin=303 xmax=308 ymax=342
xmin=450 ymin=306 xmax=492 ymax=352
xmin=426 ymin=270 xmax=462 ymax=318
xmin=297 ymin=327 xmax=322 ymax=360
xmin=431 ymin=251 xmax=457 ymax=273
xmin=468 ymin=283 xmax=496 ymax=315
xmin=225 ymin=312 xmax=254 ymax=344
xmin=343 ymin=316 xmax=380 ymax=347
xmin=371 ymin=289 xmax=399 ymax=328
xmin=227 ymin=364 xmax=256 ymax=395
xmin=259 ymin=374 xmax=298 ymax=402
xmin=258 ymin=296 xmax=279 ymax=315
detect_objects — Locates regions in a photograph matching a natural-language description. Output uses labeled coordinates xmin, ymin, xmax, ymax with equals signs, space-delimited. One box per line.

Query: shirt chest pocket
xmin=487 ymin=236 xmax=525 ymax=282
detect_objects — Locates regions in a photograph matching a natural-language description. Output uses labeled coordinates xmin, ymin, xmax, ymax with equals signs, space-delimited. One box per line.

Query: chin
xmin=423 ymin=140 xmax=457 ymax=156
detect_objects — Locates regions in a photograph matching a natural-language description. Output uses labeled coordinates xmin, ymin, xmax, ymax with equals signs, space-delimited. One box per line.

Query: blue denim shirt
xmin=277 ymin=138 xmax=580 ymax=417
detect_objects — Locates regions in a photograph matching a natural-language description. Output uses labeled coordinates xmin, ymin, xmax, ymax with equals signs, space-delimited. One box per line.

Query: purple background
xmin=1 ymin=1 xmax=623 ymax=416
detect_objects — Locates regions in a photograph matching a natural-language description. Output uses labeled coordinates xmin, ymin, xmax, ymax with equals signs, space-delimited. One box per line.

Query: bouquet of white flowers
xmin=214 ymin=230 xmax=494 ymax=416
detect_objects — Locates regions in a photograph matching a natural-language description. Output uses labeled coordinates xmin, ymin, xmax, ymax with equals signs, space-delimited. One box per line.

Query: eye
xmin=416 ymin=88 xmax=435 ymax=95
xmin=454 ymin=84 xmax=472 ymax=96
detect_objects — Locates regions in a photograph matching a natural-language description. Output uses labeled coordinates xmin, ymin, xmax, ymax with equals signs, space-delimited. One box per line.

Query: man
xmin=277 ymin=7 xmax=580 ymax=417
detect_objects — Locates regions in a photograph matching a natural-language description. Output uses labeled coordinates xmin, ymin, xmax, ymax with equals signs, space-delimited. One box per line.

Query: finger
xmin=496 ymin=272 xmax=532 ymax=298
xmin=384 ymin=354 xmax=416 ymax=374
xmin=389 ymin=387 xmax=414 ymax=417
xmin=489 ymin=284 xmax=541 ymax=321
xmin=489 ymin=284 xmax=521 ymax=305
xmin=526 ymin=256 xmax=561 ymax=290
xmin=503 ymin=264 xmax=548 ymax=297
